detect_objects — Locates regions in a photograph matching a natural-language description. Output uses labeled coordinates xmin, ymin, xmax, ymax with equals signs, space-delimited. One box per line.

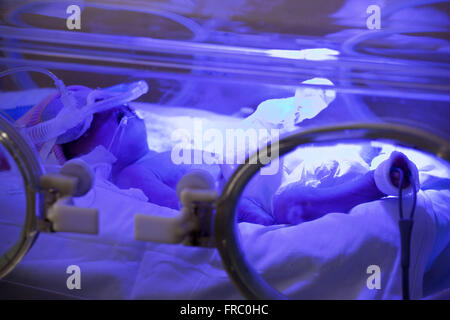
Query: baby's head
xmin=18 ymin=83 xmax=149 ymax=168
xmin=62 ymin=104 xmax=149 ymax=169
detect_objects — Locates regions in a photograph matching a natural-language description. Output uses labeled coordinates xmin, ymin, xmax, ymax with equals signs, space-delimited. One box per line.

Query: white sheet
xmin=1 ymin=143 xmax=448 ymax=299
xmin=1 ymin=103 xmax=449 ymax=299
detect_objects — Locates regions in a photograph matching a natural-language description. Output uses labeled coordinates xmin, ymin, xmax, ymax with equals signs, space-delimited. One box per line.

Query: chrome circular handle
xmin=214 ymin=122 xmax=450 ymax=299
xmin=0 ymin=114 xmax=44 ymax=279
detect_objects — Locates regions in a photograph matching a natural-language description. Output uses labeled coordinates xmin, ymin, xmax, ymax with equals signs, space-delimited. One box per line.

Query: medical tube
xmin=107 ymin=115 xmax=129 ymax=157
xmin=0 ymin=67 xmax=75 ymax=144
xmin=82 ymin=80 xmax=148 ymax=116
xmin=392 ymin=166 xmax=418 ymax=300
xmin=0 ymin=66 xmax=70 ymax=101
xmin=1 ymin=66 xmax=148 ymax=144
xmin=0 ymin=66 xmax=60 ymax=84
xmin=26 ymin=80 xmax=148 ymax=144
xmin=24 ymin=95 xmax=83 ymax=144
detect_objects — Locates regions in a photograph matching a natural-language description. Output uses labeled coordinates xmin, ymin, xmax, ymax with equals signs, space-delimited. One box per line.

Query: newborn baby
xmin=22 ymin=79 xmax=411 ymax=226
xmin=58 ymin=78 xmax=338 ymax=225
xmin=61 ymin=104 xmax=275 ymax=225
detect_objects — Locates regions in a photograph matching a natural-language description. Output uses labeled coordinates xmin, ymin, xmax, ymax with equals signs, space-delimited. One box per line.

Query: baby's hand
xmin=272 ymin=183 xmax=318 ymax=225
xmin=237 ymin=196 xmax=275 ymax=226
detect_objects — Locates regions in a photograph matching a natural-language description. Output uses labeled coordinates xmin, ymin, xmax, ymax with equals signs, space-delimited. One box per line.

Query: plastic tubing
xmin=0 ymin=66 xmax=60 ymax=83
xmin=0 ymin=67 xmax=73 ymax=144
xmin=82 ymin=80 xmax=148 ymax=116
xmin=25 ymin=80 xmax=148 ymax=144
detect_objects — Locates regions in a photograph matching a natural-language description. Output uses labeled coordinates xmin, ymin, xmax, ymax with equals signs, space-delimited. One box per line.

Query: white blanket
xmin=1 ymin=143 xmax=449 ymax=299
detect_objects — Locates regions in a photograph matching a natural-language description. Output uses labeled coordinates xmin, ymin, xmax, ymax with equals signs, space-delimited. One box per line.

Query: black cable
xmin=392 ymin=167 xmax=417 ymax=300
xmin=397 ymin=168 xmax=405 ymax=219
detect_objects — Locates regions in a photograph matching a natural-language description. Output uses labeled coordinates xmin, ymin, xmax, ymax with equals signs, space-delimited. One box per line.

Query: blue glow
xmin=0 ymin=0 xmax=449 ymax=301
xmin=266 ymin=48 xmax=340 ymax=61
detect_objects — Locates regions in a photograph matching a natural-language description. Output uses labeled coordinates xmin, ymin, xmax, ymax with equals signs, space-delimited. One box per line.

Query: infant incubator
xmin=0 ymin=0 xmax=449 ymax=300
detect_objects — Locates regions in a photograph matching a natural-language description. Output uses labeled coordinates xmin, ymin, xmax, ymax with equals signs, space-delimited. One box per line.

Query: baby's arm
xmin=115 ymin=161 xmax=180 ymax=209
xmin=115 ymin=150 xmax=276 ymax=225
xmin=114 ymin=151 xmax=222 ymax=210
xmin=273 ymin=170 xmax=385 ymax=224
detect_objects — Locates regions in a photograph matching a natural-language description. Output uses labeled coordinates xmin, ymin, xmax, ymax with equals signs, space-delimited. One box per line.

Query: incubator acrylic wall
xmin=0 ymin=0 xmax=449 ymax=300
xmin=0 ymin=0 xmax=448 ymax=136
